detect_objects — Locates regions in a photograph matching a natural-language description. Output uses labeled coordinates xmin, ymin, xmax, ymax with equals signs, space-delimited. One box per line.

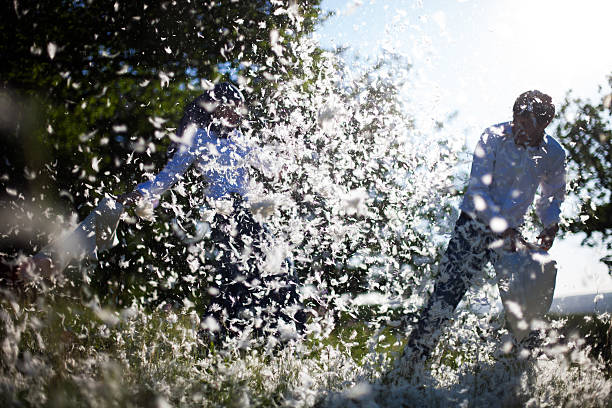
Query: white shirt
xmin=137 ymin=127 xmax=251 ymax=202
xmin=460 ymin=122 xmax=566 ymax=229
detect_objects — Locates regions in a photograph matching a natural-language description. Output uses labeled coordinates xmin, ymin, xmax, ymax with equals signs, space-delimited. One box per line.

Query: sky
xmin=316 ymin=0 xmax=612 ymax=297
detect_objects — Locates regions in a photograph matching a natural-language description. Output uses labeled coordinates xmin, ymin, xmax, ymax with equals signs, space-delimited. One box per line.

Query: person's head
xmin=178 ymin=82 xmax=246 ymax=137
xmin=207 ymin=82 xmax=247 ymax=128
xmin=512 ymin=90 xmax=555 ymax=146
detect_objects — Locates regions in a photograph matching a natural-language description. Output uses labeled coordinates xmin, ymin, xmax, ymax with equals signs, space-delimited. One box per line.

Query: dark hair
xmin=176 ymin=82 xmax=245 ymax=138
xmin=513 ymin=90 xmax=555 ymax=125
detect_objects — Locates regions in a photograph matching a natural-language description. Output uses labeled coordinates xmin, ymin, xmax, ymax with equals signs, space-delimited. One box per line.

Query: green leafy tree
xmin=552 ymin=75 xmax=612 ymax=267
xmin=1 ymin=0 xmax=323 ymax=196
xmin=0 ymin=0 xmax=324 ymax=301
xmin=237 ymin=47 xmax=467 ymax=331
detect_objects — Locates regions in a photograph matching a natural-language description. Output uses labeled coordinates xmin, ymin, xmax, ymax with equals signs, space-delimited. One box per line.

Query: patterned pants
xmin=205 ymin=195 xmax=306 ymax=339
xmin=405 ymin=212 xmax=500 ymax=360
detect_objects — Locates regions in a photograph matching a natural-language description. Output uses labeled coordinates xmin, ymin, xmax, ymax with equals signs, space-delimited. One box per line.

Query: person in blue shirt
xmin=121 ymin=83 xmax=305 ymax=341
xmin=400 ymin=90 xmax=566 ymax=368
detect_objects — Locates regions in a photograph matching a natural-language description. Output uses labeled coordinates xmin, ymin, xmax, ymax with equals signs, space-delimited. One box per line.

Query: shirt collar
xmin=509 ymin=123 xmax=546 ymax=149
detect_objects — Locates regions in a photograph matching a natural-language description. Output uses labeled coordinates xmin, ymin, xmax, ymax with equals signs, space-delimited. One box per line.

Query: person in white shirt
xmin=17 ymin=84 xmax=250 ymax=282
xmin=125 ymin=84 xmax=251 ymax=204
xmin=120 ymin=83 xmax=305 ymax=340
xmin=402 ymin=90 xmax=566 ymax=364
xmin=16 ymin=83 xmax=304 ymax=339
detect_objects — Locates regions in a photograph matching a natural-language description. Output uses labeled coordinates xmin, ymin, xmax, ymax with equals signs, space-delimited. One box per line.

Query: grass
xmin=1 ymin=286 xmax=611 ymax=407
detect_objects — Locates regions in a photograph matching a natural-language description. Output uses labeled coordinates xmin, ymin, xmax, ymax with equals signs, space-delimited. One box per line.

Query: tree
xmin=552 ymin=75 xmax=612 ymax=268
xmin=0 ymin=0 xmax=323 ymax=197
xmin=0 ymin=0 xmax=324 ymax=298
xmin=235 ymin=47 xmax=467 ymax=332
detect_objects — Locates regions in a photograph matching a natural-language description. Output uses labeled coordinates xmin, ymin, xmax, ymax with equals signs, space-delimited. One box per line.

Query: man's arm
xmin=464 ymin=132 xmax=503 ymax=227
xmin=535 ymin=153 xmax=566 ymax=250
xmin=130 ymin=129 xmax=205 ymax=204
xmin=136 ymin=147 xmax=197 ymax=198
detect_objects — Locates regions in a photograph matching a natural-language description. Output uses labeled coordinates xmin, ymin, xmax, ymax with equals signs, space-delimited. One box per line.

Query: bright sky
xmin=316 ymin=0 xmax=612 ymax=297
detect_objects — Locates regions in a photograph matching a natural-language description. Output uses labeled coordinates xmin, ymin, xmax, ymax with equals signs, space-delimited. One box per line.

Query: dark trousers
xmin=405 ymin=212 xmax=499 ymax=360
xmin=205 ymin=196 xmax=305 ymax=338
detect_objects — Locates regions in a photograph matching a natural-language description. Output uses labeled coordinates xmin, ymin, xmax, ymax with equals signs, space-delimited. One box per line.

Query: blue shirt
xmin=137 ymin=127 xmax=250 ymax=202
xmin=460 ymin=122 xmax=566 ymax=229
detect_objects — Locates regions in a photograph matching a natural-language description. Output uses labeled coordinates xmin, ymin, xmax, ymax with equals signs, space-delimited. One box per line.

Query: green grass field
xmin=1 ymin=287 xmax=610 ymax=407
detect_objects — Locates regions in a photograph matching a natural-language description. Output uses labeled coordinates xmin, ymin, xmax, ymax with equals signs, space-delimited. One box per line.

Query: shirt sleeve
xmin=464 ymin=131 xmax=503 ymax=226
xmin=536 ymin=151 xmax=566 ymax=228
xmin=136 ymin=132 xmax=203 ymax=199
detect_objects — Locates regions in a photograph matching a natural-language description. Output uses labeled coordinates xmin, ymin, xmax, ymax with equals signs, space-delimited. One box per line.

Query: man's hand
xmin=117 ymin=190 xmax=143 ymax=207
xmin=537 ymin=224 xmax=559 ymax=251
xmin=500 ymin=227 xmax=520 ymax=252
xmin=15 ymin=253 xmax=56 ymax=282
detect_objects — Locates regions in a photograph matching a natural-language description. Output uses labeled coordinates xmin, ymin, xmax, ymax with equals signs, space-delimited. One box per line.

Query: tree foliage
xmin=0 ymin=0 xmax=323 ymax=262
xmin=552 ymin=74 xmax=612 ymax=266
xmin=0 ymin=0 xmax=323 ymax=193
